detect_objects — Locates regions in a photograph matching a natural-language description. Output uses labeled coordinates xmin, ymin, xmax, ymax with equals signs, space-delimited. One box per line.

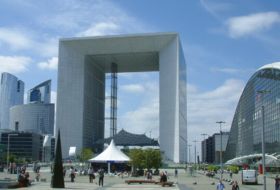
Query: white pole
xmin=108 ymin=162 xmax=111 ymax=174
xmin=7 ymin=135 xmax=10 ymax=173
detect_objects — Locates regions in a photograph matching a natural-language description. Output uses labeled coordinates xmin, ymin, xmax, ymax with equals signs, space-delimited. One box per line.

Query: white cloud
xmin=0 ymin=27 xmax=32 ymax=50
xmin=0 ymin=55 xmax=31 ymax=74
xmin=36 ymin=38 xmax=59 ymax=57
xmin=38 ymin=57 xmax=58 ymax=70
xmin=200 ymin=0 xmax=232 ymax=20
xmin=227 ymin=12 xmax=280 ymax=38
xmin=78 ymin=22 xmax=120 ymax=36
xmin=187 ymin=79 xmax=245 ymax=158
xmin=0 ymin=27 xmax=58 ymax=57
xmin=120 ymin=98 xmax=159 ymax=138
xmin=120 ymin=84 xmax=145 ymax=93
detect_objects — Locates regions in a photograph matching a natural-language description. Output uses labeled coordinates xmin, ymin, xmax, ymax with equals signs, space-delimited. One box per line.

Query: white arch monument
xmin=56 ymin=33 xmax=187 ymax=163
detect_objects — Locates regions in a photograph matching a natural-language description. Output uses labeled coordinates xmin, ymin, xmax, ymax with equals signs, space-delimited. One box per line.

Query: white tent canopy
xmin=89 ymin=140 xmax=130 ymax=163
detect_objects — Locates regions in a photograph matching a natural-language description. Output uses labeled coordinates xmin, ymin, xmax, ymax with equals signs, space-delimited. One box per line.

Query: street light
xmin=257 ymin=90 xmax=271 ymax=190
xmin=7 ymin=133 xmax=18 ymax=173
xmin=216 ymin=121 xmax=226 ymax=181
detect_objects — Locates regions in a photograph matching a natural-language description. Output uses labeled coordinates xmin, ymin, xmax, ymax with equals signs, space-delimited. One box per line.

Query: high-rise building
xmin=202 ymin=132 xmax=229 ymax=164
xmin=27 ymin=80 xmax=51 ymax=104
xmin=0 ymin=73 xmax=24 ymax=130
xmin=10 ymin=103 xmax=55 ymax=135
xmin=225 ymin=62 xmax=280 ymax=161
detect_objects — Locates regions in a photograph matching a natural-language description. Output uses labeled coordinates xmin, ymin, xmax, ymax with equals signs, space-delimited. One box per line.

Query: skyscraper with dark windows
xmin=225 ymin=62 xmax=280 ymax=161
xmin=27 ymin=80 xmax=51 ymax=104
xmin=0 ymin=72 xmax=24 ymax=130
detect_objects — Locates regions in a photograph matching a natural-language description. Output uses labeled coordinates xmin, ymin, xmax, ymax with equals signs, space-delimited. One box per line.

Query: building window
xmin=15 ymin=121 xmax=19 ymax=131
xmin=17 ymin=81 xmax=20 ymax=92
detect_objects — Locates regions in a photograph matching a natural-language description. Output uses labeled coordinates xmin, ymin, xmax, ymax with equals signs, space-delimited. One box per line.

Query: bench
xmin=155 ymin=181 xmax=174 ymax=187
xmin=125 ymin=179 xmax=156 ymax=184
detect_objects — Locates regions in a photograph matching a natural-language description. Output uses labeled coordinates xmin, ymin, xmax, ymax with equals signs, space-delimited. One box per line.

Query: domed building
xmin=225 ymin=62 xmax=280 ymax=161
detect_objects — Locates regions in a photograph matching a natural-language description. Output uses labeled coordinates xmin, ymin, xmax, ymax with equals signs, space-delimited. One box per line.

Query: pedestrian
xmin=70 ymin=166 xmax=75 ymax=182
xmin=232 ymin=180 xmax=239 ymax=190
xmin=98 ymin=168 xmax=104 ymax=186
xmin=175 ymin=168 xmax=178 ymax=177
xmin=217 ymin=180 xmax=225 ymax=190
xmin=88 ymin=167 xmax=95 ymax=183
xmin=229 ymin=171 xmax=233 ymax=179
xmin=160 ymin=171 xmax=167 ymax=183
xmin=275 ymin=175 xmax=280 ymax=190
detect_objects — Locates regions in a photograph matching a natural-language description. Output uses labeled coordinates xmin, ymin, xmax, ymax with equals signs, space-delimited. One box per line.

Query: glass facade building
xmin=225 ymin=62 xmax=280 ymax=161
xmin=27 ymin=80 xmax=51 ymax=104
xmin=10 ymin=103 xmax=55 ymax=135
xmin=0 ymin=73 xmax=24 ymax=130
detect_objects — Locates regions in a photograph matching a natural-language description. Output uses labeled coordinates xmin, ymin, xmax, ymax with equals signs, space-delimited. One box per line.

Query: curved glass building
xmin=9 ymin=103 xmax=54 ymax=135
xmin=225 ymin=62 xmax=280 ymax=161
xmin=27 ymin=80 xmax=51 ymax=104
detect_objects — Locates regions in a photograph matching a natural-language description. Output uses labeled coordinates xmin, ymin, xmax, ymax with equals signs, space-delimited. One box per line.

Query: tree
xmin=51 ymin=129 xmax=65 ymax=188
xmin=79 ymin=148 xmax=93 ymax=162
xmin=129 ymin=149 xmax=162 ymax=169
xmin=129 ymin=149 xmax=146 ymax=169
xmin=147 ymin=149 xmax=162 ymax=169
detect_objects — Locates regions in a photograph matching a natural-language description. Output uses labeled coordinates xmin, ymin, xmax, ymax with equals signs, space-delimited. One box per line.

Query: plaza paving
xmin=0 ymin=168 xmax=277 ymax=189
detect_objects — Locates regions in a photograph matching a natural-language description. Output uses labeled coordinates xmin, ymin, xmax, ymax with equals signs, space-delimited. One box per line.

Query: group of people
xmin=159 ymin=171 xmax=168 ymax=183
xmin=216 ymin=180 xmax=239 ymax=190
xmin=17 ymin=166 xmax=31 ymax=187
xmin=68 ymin=166 xmax=105 ymax=187
xmin=87 ymin=167 xmax=104 ymax=187
xmin=275 ymin=175 xmax=280 ymax=190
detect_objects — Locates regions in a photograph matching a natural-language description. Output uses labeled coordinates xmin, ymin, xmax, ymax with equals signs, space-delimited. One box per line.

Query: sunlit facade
xmin=56 ymin=33 xmax=187 ymax=162
xmin=0 ymin=73 xmax=24 ymax=130
xmin=10 ymin=103 xmax=55 ymax=135
xmin=225 ymin=62 xmax=280 ymax=161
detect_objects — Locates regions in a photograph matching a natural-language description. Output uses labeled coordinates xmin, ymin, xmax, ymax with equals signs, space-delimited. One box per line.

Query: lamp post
xmin=7 ymin=133 xmax=18 ymax=173
xmin=201 ymin=133 xmax=208 ymax=163
xmin=216 ymin=121 xmax=225 ymax=181
xmin=257 ymin=90 xmax=271 ymax=190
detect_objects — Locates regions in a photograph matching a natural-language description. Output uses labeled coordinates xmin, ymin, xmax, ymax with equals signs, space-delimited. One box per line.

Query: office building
xmin=27 ymin=80 xmax=51 ymax=104
xmin=56 ymin=33 xmax=187 ymax=162
xmin=0 ymin=73 xmax=24 ymax=130
xmin=0 ymin=132 xmax=41 ymax=161
xmin=201 ymin=132 xmax=229 ymax=164
xmin=0 ymin=131 xmax=55 ymax=162
xmin=10 ymin=103 xmax=55 ymax=135
xmin=225 ymin=62 xmax=280 ymax=161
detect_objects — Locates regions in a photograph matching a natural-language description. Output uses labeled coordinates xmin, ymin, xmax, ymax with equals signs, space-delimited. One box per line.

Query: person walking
xmin=217 ymin=180 xmax=225 ymax=190
xmin=175 ymin=168 xmax=178 ymax=177
xmin=232 ymin=181 xmax=239 ymax=190
xmin=275 ymin=175 xmax=280 ymax=190
xmin=70 ymin=166 xmax=75 ymax=182
xmin=88 ymin=167 xmax=94 ymax=183
xmin=98 ymin=168 xmax=104 ymax=186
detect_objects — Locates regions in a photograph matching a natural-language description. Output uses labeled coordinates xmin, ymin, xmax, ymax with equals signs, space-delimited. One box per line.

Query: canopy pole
xmin=108 ymin=162 xmax=111 ymax=174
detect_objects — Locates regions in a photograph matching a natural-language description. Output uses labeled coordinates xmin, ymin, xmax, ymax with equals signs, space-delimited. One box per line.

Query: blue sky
xmin=0 ymin=0 xmax=280 ymax=160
